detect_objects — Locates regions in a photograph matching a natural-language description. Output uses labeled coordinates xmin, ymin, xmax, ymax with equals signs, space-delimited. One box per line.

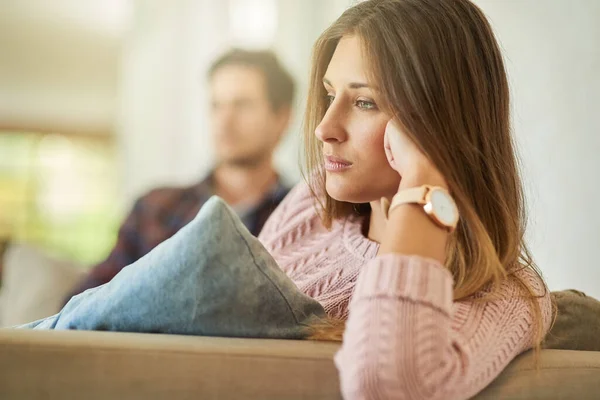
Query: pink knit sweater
xmin=258 ymin=182 xmax=552 ymax=400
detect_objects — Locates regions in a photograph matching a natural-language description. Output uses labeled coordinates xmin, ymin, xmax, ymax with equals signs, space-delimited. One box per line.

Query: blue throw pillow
xmin=18 ymin=196 xmax=326 ymax=339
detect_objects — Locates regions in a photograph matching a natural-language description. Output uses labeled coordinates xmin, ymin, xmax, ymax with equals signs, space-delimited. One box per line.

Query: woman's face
xmin=316 ymin=35 xmax=401 ymax=204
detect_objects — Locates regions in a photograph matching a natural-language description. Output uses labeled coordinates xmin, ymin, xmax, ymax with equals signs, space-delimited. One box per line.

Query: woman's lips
xmin=324 ymin=155 xmax=353 ymax=172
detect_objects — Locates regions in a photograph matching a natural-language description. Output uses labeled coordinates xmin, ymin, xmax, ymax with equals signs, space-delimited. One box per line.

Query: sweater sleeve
xmin=334 ymin=254 xmax=552 ymax=400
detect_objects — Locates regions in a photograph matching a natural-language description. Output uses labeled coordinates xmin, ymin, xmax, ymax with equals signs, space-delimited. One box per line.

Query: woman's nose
xmin=315 ymin=103 xmax=348 ymax=143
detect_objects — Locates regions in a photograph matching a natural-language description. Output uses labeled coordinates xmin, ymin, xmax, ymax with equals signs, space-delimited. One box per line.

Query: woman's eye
xmin=356 ymin=99 xmax=377 ymax=110
xmin=326 ymin=95 xmax=335 ymax=107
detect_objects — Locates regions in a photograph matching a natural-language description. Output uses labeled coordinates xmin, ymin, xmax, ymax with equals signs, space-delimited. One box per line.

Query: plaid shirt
xmin=67 ymin=174 xmax=290 ymax=301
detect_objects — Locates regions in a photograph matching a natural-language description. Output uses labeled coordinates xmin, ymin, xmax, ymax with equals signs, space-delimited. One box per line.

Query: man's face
xmin=210 ymin=65 xmax=287 ymax=167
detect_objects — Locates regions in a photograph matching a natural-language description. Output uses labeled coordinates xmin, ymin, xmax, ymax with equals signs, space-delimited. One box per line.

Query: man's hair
xmin=208 ymin=49 xmax=296 ymax=112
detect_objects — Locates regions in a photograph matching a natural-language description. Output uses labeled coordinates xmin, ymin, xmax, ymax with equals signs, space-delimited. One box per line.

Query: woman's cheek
xmin=359 ymin=122 xmax=388 ymax=162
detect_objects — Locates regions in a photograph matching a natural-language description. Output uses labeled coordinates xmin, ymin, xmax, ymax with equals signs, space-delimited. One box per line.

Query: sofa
xmin=1 ymin=330 xmax=600 ymax=399
xmin=1 ymin=243 xmax=599 ymax=399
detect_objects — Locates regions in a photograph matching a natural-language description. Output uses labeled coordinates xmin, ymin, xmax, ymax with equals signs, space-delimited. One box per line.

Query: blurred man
xmin=66 ymin=49 xmax=295 ymax=299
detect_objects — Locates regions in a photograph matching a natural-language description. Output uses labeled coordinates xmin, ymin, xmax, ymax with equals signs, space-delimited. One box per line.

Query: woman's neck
xmin=367 ymin=198 xmax=390 ymax=245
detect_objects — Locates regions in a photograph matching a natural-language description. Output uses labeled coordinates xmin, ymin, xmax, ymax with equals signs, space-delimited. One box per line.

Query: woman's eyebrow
xmin=323 ymin=77 xmax=371 ymax=90
xmin=348 ymin=82 xmax=370 ymax=89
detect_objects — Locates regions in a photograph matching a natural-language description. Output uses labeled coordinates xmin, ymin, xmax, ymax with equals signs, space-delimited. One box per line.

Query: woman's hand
xmin=379 ymin=119 xmax=450 ymax=260
xmin=384 ymin=119 xmax=447 ymax=189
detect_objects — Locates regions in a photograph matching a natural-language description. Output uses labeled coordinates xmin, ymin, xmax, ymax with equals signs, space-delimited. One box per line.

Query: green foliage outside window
xmin=0 ymin=131 xmax=120 ymax=266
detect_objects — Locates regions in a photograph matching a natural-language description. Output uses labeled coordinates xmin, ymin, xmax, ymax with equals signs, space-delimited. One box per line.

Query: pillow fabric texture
xmin=543 ymin=289 xmax=600 ymax=351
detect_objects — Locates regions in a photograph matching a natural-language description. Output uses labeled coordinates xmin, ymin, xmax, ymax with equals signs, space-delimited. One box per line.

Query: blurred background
xmin=0 ymin=0 xmax=598 ymax=297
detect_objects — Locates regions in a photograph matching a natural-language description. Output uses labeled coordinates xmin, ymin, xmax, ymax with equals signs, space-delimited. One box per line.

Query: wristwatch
xmin=381 ymin=185 xmax=459 ymax=232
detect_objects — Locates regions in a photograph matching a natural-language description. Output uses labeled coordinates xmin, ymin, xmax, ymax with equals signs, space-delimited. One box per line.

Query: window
xmin=0 ymin=131 xmax=119 ymax=266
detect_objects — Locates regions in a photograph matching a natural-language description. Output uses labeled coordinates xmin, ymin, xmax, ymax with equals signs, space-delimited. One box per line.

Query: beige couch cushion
xmin=0 ymin=330 xmax=341 ymax=400
xmin=0 ymin=243 xmax=84 ymax=327
xmin=0 ymin=330 xmax=598 ymax=400
xmin=475 ymin=348 xmax=600 ymax=399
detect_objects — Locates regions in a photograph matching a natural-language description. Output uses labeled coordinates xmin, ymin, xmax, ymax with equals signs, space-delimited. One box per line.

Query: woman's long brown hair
xmin=303 ymin=0 xmax=552 ymax=355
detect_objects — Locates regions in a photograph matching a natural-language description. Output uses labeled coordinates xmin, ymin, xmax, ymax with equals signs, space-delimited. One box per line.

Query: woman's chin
xmin=325 ymin=173 xmax=398 ymax=204
xmin=325 ymin=178 xmax=350 ymax=202
xmin=325 ymin=177 xmax=365 ymax=203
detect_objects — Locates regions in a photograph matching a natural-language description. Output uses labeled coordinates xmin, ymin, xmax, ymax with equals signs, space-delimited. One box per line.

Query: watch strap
xmin=381 ymin=185 xmax=432 ymax=219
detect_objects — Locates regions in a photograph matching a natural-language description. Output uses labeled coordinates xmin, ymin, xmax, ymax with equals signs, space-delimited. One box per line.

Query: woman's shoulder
xmin=258 ymin=180 xmax=323 ymax=244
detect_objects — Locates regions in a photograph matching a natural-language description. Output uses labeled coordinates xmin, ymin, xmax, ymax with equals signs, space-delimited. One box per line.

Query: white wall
xmin=477 ymin=0 xmax=600 ymax=297
xmin=117 ymin=0 xmax=230 ymax=204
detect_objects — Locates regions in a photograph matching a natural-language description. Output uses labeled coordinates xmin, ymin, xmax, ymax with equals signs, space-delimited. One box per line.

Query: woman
xmin=258 ymin=0 xmax=553 ymax=398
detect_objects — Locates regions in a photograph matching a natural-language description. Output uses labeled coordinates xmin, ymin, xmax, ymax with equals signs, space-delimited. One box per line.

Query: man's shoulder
xmin=141 ymin=185 xmax=195 ymax=200
xmin=134 ymin=181 xmax=208 ymax=213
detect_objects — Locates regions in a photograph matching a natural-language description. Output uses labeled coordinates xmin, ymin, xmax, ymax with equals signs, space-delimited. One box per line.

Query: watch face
xmin=429 ymin=189 xmax=458 ymax=226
